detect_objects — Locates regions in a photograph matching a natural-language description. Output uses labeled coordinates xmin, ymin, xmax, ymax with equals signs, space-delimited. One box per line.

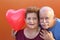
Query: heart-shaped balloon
xmin=6 ymin=9 xmax=26 ymax=31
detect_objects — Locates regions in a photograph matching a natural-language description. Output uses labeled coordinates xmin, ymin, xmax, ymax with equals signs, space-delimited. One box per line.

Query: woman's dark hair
xmin=25 ymin=7 xmax=39 ymax=21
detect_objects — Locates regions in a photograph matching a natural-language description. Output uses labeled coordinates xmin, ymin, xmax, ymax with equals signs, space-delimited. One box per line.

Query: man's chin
xmin=42 ymin=27 xmax=48 ymax=29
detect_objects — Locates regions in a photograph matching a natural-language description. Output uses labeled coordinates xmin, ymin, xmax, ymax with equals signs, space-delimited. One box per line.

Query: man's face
xmin=39 ymin=11 xmax=55 ymax=29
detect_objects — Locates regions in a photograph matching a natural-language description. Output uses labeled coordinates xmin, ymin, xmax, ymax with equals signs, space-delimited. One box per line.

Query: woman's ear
xmin=24 ymin=18 xmax=26 ymax=23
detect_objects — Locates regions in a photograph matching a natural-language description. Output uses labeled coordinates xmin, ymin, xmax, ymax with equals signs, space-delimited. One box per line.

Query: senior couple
xmin=12 ymin=6 xmax=60 ymax=40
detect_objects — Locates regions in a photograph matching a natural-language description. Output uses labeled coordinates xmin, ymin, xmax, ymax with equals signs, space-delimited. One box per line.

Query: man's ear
xmin=53 ymin=15 xmax=56 ymax=20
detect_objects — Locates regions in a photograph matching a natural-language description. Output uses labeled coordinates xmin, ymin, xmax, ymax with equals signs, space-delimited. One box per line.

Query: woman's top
xmin=15 ymin=29 xmax=44 ymax=40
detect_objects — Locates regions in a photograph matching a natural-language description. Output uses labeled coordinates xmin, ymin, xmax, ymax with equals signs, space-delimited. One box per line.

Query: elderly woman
xmin=12 ymin=7 xmax=43 ymax=40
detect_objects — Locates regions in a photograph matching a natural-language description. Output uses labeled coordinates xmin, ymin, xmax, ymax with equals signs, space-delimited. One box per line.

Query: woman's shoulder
xmin=15 ymin=29 xmax=24 ymax=36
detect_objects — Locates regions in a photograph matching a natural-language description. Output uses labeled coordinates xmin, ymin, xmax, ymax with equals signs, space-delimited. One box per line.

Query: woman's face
xmin=25 ymin=13 xmax=38 ymax=29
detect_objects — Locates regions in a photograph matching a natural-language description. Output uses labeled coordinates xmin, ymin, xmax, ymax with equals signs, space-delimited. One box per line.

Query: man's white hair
xmin=40 ymin=6 xmax=54 ymax=16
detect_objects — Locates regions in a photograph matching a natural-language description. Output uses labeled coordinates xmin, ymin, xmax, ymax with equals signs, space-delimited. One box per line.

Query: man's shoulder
xmin=55 ymin=18 xmax=60 ymax=26
xmin=56 ymin=18 xmax=60 ymax=22
xmin=52 ymin=18 xmax=60 ymax=40
xmin=51 ymin=18 xmax=60 ymax=32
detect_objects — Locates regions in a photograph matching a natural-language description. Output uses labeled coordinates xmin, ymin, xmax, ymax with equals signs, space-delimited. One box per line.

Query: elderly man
xmin=39 ymin=6 xmax=60 ymax=40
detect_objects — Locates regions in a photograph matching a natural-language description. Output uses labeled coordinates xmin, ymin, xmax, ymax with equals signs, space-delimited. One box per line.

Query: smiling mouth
xmin=42 ymin=25 xmax=47 ymax=27
xmin=29 ymin=24 xmax=35 ymax=25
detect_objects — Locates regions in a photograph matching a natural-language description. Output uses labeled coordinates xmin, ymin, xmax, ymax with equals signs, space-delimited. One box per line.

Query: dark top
xmin=15 ymin=29 xmax=44 ymax=40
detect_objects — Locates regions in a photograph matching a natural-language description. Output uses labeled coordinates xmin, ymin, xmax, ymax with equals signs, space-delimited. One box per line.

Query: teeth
xmin=29 ymin=24 xmax=34 ymax=25
xmin=43 ymin=25 xmax=46 ymax=26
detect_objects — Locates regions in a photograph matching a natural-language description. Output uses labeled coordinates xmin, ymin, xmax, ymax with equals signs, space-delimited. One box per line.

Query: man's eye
xmin=45 ymin=17 xmax=49 ymax=19
xmin=40 ymin=18 xmax=43 ymax=19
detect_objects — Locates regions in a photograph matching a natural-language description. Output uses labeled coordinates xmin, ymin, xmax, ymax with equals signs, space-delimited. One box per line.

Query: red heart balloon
xmin=6 ymin=9 xmax=26 ymax=31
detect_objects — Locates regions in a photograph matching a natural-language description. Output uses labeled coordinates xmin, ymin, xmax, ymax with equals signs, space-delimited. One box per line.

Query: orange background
xmin=0 ymin=0 xmax=60 ymax=40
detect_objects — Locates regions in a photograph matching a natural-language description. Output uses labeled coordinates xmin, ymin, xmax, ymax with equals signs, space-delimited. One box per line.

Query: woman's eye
xmin=27 ymin=18 xmax=31 ymax=20
xmin=33 ymin=18 xmax=37 ymax=20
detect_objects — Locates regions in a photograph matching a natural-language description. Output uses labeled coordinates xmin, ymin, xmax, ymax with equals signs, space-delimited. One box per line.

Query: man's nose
xmin=43 ymin=19 xmax=46 ymax=23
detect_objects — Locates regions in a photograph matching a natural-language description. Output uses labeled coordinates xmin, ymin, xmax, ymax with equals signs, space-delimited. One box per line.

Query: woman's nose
xmin=30 ymin=19 xmax=34 ymax=23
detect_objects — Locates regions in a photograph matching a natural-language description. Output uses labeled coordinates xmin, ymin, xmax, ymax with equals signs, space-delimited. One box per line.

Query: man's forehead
xmin=40 ymin=13 xmax=51 ymax=17
xmin=40 ymin=6 xmax=54 ymax=11
xmin=39 ymin=6 xmax=54 ymax=16
xmin=40 ymin=12 xmax=54 ymax=18
xmin=40 ymin=11 xmax=52 ymax=15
